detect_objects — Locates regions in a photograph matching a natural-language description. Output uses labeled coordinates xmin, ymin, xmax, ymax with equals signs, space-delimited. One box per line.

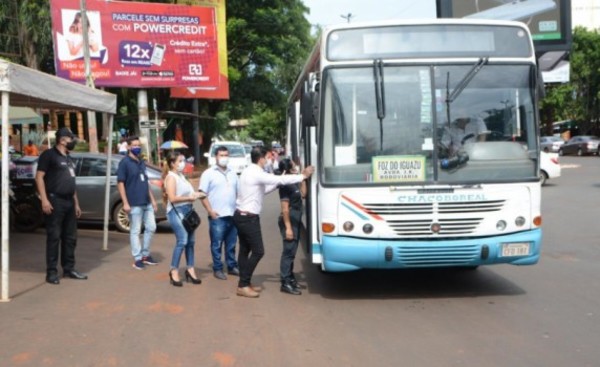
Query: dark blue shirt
xmin=116 ymin=156 xmax=151 ymax=206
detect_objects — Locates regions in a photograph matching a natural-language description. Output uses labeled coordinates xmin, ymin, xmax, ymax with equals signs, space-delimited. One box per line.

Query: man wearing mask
xmin=234 ymin=147 xmax=314 ymax=298
xmin=117 ymin=136 xmax=158 ymax=270
xmin=199 ymin=146 xmax=239 ymax=280
xmin=35 ymin=127 xmax=87 ymax=284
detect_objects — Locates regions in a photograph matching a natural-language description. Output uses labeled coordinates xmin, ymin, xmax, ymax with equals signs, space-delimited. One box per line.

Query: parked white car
xmin=540 ymin=151 xmax=561 ymax=185
xmin=204 ymin=141 xmax=249 ymax=174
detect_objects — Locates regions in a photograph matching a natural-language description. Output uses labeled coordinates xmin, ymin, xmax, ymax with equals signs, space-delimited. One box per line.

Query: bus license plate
xmin=501 ymin=243 xmax=530 ymax=257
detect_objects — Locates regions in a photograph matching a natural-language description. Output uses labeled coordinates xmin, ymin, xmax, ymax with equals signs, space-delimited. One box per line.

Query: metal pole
xmin=102 ymin=114 xmax=114 ymax=251
xmin=137 ymin=90 xmax=151 ymax=159
xmin=1 ymin=92 xmax=11 ymax=302
xmin=153 ymin=99 xmax=160 ymax=165
xmin=192 ymin=99 xmax=200 ymax=166
xmin=80 ymin=0 xmax=99 ymax=152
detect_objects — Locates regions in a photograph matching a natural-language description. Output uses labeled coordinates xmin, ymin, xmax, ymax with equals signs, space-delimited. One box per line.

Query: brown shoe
xmin=236 ymin=286 xmax=259 ymax=298
xmin=250 ymin=284 xmax=262 ymax=292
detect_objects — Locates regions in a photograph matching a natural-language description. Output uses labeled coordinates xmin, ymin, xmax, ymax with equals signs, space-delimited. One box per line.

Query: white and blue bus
xmin=286 ymin=19 xmax=543 ymax=272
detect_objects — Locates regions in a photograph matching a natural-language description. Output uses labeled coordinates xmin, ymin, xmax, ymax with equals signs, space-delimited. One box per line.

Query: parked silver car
xmin=11 ymin=153 xmax=166 ymax=232
xmin=540 ymin=136 xmax=564 ymax=153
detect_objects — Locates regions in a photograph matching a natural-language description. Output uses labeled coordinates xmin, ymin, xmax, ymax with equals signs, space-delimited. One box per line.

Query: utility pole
xmin=340 ymin=13 xmax=354 ymax=23
xmin=80 ymin=0 xmax=99 ymax=153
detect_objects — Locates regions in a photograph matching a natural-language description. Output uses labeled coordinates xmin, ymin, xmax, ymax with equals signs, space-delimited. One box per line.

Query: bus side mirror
xmin=301 ymin=91 xmax=319 ymax=127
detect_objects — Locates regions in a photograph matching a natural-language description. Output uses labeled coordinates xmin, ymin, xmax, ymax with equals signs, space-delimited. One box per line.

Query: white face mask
xmin=176 ymin=161 xmax=185 ymax=172
xmin=217 ymin=157 xmax=229 ymax=168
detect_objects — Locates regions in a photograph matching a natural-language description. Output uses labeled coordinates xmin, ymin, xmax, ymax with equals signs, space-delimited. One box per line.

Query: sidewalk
xmin=0 ymin=195 xmax=302 ymax=366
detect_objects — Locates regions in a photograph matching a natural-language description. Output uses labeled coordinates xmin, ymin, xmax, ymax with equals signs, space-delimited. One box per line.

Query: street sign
xmin=139 ymin=120 xmax=166 ymax=129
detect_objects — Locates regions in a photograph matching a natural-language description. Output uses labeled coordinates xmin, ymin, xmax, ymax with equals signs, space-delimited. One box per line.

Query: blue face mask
xmin=131 ymin=147 xmax=142 ymax=156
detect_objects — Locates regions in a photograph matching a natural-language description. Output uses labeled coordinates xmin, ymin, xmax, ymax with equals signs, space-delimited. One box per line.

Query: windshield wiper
xmin=373 ymin=59 xmax=386 ymax=152
xmin=445 ymin=57 xmax=488 ymax=124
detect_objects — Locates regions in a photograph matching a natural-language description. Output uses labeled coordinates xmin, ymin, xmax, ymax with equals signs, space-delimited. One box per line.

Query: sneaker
xmin=213 ymin=270 xmax=227 ymax=280
xmin=281 ymin=282 xmax=301 ymax=295
xmin=142 ymin=256 xmax=158 ymax=266
xmin=132 ymin=260 xmax=145 ymax=270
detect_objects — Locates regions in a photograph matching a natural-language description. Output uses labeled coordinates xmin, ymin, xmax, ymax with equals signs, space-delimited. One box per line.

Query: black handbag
xmin=171 ymin=204 xmax=201 ymax=232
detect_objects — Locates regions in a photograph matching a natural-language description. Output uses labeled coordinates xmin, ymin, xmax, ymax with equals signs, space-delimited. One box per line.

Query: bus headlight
xmin=363 ymin=223 xmax=374 ymax=234
xmin=496 ymin=220 xmax=507 ymax=231
xmin=342 ymin=221 xmax=354 ymax=232
xmin=515 ymin=216 xmax=526 ymax=227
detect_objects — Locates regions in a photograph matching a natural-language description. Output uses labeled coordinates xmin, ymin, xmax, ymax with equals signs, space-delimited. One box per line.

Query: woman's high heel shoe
xmin=185 ymin=269 xmax=202 ymax=285
xmin=169 ymin=271 xmax=183 ymax=287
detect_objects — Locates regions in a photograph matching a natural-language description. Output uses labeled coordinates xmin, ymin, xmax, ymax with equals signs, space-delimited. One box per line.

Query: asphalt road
xmin=1 ymin=156 xmax=599 ymax=366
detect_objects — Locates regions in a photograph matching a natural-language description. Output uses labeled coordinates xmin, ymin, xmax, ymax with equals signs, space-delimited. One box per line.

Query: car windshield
xmin=212 ymin=144 xmax=246 ymax=157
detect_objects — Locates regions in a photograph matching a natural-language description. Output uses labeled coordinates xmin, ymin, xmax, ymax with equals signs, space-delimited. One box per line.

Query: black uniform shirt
xmin=37 ymin=147 xmax=77 ymax=197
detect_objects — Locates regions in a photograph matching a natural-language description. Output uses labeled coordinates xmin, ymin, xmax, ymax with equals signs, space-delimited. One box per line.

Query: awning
xmin=0 ymin=106 xmax=43 ymax=125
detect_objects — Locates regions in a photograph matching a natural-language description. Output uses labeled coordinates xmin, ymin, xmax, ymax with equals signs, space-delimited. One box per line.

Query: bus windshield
xmin=321 ymin=63 xmax=538 ymax=185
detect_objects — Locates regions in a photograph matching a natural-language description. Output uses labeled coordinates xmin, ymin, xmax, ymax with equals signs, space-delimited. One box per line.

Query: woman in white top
xmin=66 ymin=12 xmax=99 ymax=58
xmin=162 ymin=151 xmax=205 ymax=287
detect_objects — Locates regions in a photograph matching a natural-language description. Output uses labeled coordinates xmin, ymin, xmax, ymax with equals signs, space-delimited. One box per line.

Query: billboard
xmin=437 ymin=0 xmax=572 ymax=53
xmin=170 ymin=0 xmax=229 ymax=99
xmin=50 ymin=0 xmax=225 ymax=90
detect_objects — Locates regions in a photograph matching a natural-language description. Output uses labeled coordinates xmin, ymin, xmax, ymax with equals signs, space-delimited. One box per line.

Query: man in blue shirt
xmin=117 ymin=136 xmax=158 ymax=270
xmin=199 ymin=146 xmax=239 ymax=280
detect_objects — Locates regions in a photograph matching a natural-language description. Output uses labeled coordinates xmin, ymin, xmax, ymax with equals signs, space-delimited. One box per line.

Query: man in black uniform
xmin=35 ymin=127 xmax=87 ymax=284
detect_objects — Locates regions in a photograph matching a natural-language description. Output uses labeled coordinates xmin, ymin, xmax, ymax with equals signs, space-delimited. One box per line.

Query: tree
xmin=569 ymin=27 xmax=600 ymax=134
xmin=220 ymin=0 xmax=313 ymax=144
xmin=0 ymin=0 xmax=53 ymax=71
xmin=539 ymin=27 xmax=600 ymax=135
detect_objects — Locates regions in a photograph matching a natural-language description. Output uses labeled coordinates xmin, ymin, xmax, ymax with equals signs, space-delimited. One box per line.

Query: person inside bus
xmin=441 ymin=105 xmax=489 ymax=157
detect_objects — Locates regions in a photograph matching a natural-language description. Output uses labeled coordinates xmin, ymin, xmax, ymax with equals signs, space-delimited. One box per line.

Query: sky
xmin=301 ymin=0 xmax=437 ymax=28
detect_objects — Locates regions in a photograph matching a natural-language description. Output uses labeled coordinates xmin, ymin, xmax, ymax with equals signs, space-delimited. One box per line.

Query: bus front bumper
xmin=317 ymin=229 xmax=541 ymax=272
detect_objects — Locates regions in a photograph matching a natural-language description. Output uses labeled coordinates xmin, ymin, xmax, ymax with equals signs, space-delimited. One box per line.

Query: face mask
xmin=65 ymin=141 xmax=77 ymax=151
xmin=291 ymin=167 xmax=299 ymax=174
xmin=131 ymin=147 xmax=142 ymax=156
xmin=176 ymin=161 xmax=186 ymax=172
xmin=264 ymin=158 xmax=273 ymax=169
xmin=217 ymin=157 xmax=229 ymax=168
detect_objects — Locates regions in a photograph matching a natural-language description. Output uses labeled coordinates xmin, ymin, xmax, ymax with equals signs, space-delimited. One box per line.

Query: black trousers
xmin=45 ymin=195 xmax=78 ymax=275
xmin=233 ymin=211 xmax=264 ymax=288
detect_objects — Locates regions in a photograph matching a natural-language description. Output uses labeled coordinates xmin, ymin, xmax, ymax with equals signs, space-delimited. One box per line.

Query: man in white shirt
xmin=199 ymin=146 xmax=240 ymax=280
xmin=234 ymin=147 xmax=314 ymax=298
xmin=441 ymin=107 xmax=490 ymax=156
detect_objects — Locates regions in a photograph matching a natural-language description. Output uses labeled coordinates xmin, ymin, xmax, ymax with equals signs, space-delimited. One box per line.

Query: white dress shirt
xmin=236 ymin=164 xmax=305 ymax=215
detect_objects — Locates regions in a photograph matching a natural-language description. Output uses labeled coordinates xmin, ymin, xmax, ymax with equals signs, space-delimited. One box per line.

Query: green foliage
xmin=570 ymin=27 xmax=600 ymax=133
xmin=541 ymin=27 xmax=600 ymax=134
xmin=0 ymin=0 xmax=53 ymax=71
xmin=246 ymin=102 xmax=283 ymax=144
xmin=222 ymin=0 xmax=313 ymax=142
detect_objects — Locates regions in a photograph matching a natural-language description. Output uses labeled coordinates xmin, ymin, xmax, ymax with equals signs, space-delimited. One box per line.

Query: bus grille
xmin=363 ymin=200 xmax=505 ymax=236
xmin=396 ymin=244 xmax=480 ymax=266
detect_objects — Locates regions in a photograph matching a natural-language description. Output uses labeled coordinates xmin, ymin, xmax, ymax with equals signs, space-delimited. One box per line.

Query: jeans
xmin=45 ymin=195 xmax=77 ymax=275
xmin=168 ymin=204 xmax=196 ymax=269
xmin=208 ymin=216 xmax=238 ymax=271
xmin=129 ymin=203 xmax=156 ymax=260
xmin=233 ymin=211 xmax=264 ymax=288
